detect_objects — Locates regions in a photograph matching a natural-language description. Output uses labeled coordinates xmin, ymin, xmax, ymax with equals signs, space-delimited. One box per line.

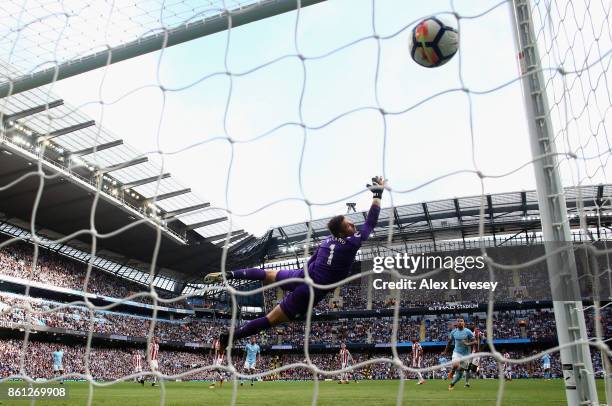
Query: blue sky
xmin=48 ymin=0 xmax=610 ymax=236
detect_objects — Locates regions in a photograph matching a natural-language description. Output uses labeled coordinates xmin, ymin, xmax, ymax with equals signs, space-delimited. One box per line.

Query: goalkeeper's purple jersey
xmin=306 ymin=204 xmax=380 ymax=286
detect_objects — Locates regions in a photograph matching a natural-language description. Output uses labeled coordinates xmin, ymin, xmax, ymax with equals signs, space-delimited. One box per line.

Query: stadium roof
xmin=0 ymin=61 xmax=256 ymax=286
xmin=0 ymin=0 xmax=325 ymax=98
xmin=0 ymin=0 xmax=327 ymax=293
xmin=236 ymin=184 xmax=612 ymax=260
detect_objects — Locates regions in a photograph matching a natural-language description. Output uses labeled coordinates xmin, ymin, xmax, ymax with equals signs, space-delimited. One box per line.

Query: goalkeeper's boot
xmin=448 ymin=384 xmax=454 ymax=391
xmin=203 ymin=272 xmax=224 ymax=284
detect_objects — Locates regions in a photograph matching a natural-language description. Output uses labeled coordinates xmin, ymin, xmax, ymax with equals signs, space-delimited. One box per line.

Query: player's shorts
xmin=276 ymin=269 xmax=305 ymax=291
xmin=134 ymin=367 xmax=142 ymax=373
xmin=543 ymin=363 xmax=551 ymax=370
xmin=452 ymin=352 xmax=470 ymax=369
xmin=53 ymin=364 xmax=63 ymax=372
xmin=277 ymin=269 xmax=328 ymax=319
xmin=468 ymin=356 xmax=480 ymax=373
xmin=150 ymin=360 xmax=159 ymax=370
xmin=411 ymin=360 xmax=422 ymax=368
xmin=244 ymin=359 xmax=256 ymax=370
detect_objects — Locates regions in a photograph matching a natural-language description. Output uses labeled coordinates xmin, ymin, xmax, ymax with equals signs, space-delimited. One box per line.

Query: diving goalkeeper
xmin=205 ymin=176 xmax=386 ymax=351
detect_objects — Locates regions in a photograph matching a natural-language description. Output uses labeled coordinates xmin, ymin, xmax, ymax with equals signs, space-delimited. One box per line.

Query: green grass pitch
xmin=0 ymin=380 xmax=607 ymax=406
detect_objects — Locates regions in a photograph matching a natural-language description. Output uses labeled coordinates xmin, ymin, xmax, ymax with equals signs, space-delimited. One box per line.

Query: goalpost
xmin=0 ymin=1 xmax=609 ymax=405
xmin=510 ymin=0 xmax=600 ymax=404
xmin=0 ymin=0 xmax=326 ymax=98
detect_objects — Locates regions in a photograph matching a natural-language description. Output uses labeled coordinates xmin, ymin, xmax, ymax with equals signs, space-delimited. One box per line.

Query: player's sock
xmin=464 ymin=370 xmax=471 ymax=386
xmin=451 ymin=369 xmax=463 ymax=386
xmin=229 ymin=268 xmax=266 ymax=280
xmin=233 ymin=317 xmax=271 ymax=340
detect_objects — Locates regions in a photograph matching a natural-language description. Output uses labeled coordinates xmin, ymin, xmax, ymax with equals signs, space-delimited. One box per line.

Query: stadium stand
xmin=0 ymin=173 xmax=609 ymax=384
xmin=0 ymin=240 xmax=191 ymax=309
xmin=5 ymin=290 xmax=608 ymax=344
xmin=0 ymin=339 xmax=606 ymax=381
xmin=0 ymin=253 xmax=608 ymax=385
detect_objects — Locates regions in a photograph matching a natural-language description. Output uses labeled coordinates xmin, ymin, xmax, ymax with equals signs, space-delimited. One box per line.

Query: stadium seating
xmin=0 ymin=339 xmax=606 ymax=381
xmin=0 ymin=241 xmax=190 ymax=309
xmin=0 ymin=239 xmax=608 ymax=384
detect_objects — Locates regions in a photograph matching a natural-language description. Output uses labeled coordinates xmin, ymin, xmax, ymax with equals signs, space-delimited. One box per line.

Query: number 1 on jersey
xmin=327 ymin=244 xmax=336 ymax=265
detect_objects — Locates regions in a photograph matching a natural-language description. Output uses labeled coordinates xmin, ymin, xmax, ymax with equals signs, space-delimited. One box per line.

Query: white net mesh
xmin=0 ymin=0 xmax=610 ymax=405
xmin=0 ymin=1 xmax=256 ymax=72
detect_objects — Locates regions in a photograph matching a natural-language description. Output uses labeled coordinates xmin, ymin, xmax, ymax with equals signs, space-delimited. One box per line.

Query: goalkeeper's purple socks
xmin=229 ymin=268 xmax=266 ymax=281
xmin=233 ymin=316 xmax=271 ymax=340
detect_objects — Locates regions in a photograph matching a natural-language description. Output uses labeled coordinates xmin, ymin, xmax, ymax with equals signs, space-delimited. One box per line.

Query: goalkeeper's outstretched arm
xmin=355 ymin=176 xmax=386 ymax=242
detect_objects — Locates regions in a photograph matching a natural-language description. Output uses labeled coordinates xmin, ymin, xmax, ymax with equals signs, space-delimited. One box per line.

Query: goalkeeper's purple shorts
xmin=276 ymin=269 xmax=328 ymax=320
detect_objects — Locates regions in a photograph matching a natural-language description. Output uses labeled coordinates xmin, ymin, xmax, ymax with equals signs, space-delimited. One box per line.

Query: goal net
xmin=0 ymin=0 xmax=609 ymax=405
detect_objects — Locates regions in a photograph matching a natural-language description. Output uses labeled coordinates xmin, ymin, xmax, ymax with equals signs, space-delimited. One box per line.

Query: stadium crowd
xmin=0 ymin=339 xmax=606 ymax=382
xmin=0 ymin=241 xmax=608 ymax=385
xmin=264 ymin=271 xmax=560 ymax=314
xmin=0 ymin=241 xmax=189 ymax=309
xmin=1 ymin=292 xmax=608 ymax=345
xmin=1 ymin=240 xmax=602 ymax=316
xmin=0 ymin=293 xmax=223 ymax=343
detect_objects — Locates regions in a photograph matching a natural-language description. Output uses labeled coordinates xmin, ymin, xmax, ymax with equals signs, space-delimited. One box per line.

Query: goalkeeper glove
xmin=367 ymin=176 xmax=385 ymax=199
